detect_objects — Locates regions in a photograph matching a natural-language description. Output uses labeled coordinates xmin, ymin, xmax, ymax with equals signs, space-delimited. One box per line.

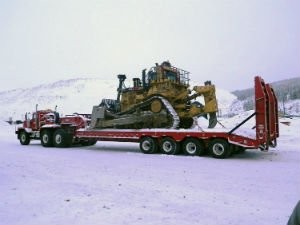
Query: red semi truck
xmin=15 ymin=107 xmax=95 ymax=147
xmin=16 ymin=76 xmax=279 ymax=158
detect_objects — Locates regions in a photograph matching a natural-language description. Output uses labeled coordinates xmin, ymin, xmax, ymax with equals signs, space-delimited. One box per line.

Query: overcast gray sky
xmin=0 ymin=0 xmax=299 ymax=91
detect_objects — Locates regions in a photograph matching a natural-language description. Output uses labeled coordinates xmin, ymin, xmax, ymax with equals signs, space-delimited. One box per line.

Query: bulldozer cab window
xmin=148 ymin=70 xmax=157 ymax=81
xmin=146 ymin=68 xmax=158 ymax=85
xmin=166 ymin=71 xmax=177 ymax=81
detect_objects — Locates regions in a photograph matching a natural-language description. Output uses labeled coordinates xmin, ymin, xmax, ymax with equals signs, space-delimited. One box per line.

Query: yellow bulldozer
xmin=90 ymin=61 xmax=218 ymax=129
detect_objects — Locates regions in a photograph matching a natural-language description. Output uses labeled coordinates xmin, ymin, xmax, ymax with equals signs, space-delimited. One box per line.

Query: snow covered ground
xmin=0 ymin=117 xmax=299 ymax=225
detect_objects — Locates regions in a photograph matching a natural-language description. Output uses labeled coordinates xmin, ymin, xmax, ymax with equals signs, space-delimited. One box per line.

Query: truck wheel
xmin=160 ymin=137 xmax=180 ymax=155
xmin=53 ymin=129 xmax=72 ymax=147
xmin=41 ymin=130 xmax=53 ymax=147
xmin=208 ymin=139 xmax=231 ymax=159
xmin=19 ymin=131 xmax=30 ymax=145
xmin=140 ymin=137 xmax=158 ymax=154
xmin=182 ymin=138 xmax=205 ymax=156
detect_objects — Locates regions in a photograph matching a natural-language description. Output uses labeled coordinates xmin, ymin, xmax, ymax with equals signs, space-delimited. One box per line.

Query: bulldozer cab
xmin=146 ymin=61 xmax=190 ymax=86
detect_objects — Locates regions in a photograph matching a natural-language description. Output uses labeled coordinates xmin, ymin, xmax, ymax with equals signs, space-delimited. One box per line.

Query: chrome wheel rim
xmin=213 ymin=143 xmax=225 ymax=156
xmin=55 ymin=134 xmax=62 ymax=144
xmin=142 ymin=140 xmax=151 ymax=151
xmin=186 ymin=142 xmax=196 ymax=154
xmin=42 ymin=135 xmax=49 ymax=143
xmin=162 ymin=141 xmax=172 ymax=153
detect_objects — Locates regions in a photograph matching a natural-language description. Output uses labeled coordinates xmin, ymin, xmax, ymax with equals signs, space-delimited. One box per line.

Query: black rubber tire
xmin=182 ymin=138 xmax=205 ymax=156
xmin=19 ymin=131 xmax=30 ymax=145
xmin=233 ymin=146 xmax=246 ymax=154
xmin=53 ymin=129 xmax=70 ymax=147
xmin=208 ymin=138 xmax=231 ymax=159
xmin=81 ymin=139 xmax=97 ymax=146
xmin=140 ymin=137 xmax=158 ymax=154
xmin=88 ymin=139 xmax=97 ymax=146
xmin=160 ymin=137 xmax=180 ymax=155
xmin=41 ymin=129 xmax=54 ymax=147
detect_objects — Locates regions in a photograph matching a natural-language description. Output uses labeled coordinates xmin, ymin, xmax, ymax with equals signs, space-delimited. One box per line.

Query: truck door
xmin=31 ymin=113 xmax=38 ymax=130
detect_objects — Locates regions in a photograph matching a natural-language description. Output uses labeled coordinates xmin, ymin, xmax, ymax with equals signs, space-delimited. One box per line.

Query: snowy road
xmin=0 ymin=121 xmax=299 ymax=225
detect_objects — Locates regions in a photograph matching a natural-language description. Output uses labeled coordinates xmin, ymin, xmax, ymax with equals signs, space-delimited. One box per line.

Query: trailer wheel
xmin=81 ymin=139 xmax=97 ymax=146
xmin=140 ymin=137 xmax=158 ymax=154
xmin=88 ymin=139 xmax=97 ymax=146
xmin=182 ymin=138 xmax=205 ymax=156
xmin=19 ymin=131 xmax=30 ymax=145
xmin=41 ymin=130 xmax=54 ymax=147
xmin=160 ymin=137 xmax=180 ymax=155
xmin=233 ymin=146 xmax=246 ymax=154
xmin=208 ymin=139 xmax=231 ymax=159
xmin=53 ymin=129 xmax=72 ymax=148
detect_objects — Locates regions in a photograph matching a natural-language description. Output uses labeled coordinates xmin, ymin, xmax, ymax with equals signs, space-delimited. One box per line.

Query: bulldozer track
xmin=118 ymin=96 xmax=180 ymax=129
xmin=160 ymin=97 xmax=180 ymax=129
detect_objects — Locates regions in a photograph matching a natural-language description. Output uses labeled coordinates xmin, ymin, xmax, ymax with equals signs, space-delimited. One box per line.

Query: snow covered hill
xmin=280 ymin=99 xmax=300 ymax=116
xmin=232 ymin=77 xmax=300 ymax=116
xmin=0 ymin=78 xmax=117 ymax=121
xmin=0 ymin=78 xmax=239 ymax=122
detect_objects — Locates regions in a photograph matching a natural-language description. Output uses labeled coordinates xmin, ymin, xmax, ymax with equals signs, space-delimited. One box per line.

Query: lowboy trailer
xmin=72 ymin=76 xmax=278 ymax=158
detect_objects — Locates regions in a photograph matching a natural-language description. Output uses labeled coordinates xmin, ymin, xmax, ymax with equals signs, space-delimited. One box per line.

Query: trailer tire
xmin=140 ymin=137 xmax=158 ymax=154
xmin=233 ymin=146 xmax=246 ymax=154
xmin=53 ymin=129 xmax=72 ymax=148
xmin=81 ymin=139 xmax=97 ymax=146
xmin=88 ymin=139 xmax=97 ymax=146
xmin=208 ymin=139 xmax=231 ymax=159
xmin=160 ymin=137 xmax=180 ymax=155
xmin=41 ymin=130 xmax=54 ymax=147
xmin=182 ymin=138 xmax=205 ymax=156
xmin=19 ymin=131 xmax=30 ymax=145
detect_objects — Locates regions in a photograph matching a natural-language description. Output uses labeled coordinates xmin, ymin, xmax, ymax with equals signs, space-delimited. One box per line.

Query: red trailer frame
xmin=74 ymin=76 xmax=278 ymax=158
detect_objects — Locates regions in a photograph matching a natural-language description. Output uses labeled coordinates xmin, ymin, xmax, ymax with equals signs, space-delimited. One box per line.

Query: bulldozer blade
xmin=208 ymin=112 xmax=217 ymax=128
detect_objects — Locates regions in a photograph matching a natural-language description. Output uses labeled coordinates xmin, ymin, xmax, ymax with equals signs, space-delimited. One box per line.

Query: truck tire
xmin=19 ymin=131 xmax=30 ymax=145
xmin=41 ymin=130 xmax=54 ymax=147
xmin=160 ymin=137 xmax=180 ymax=155
xmin=53 ymin=129 xmax=72 ymax=148
xmin=208 ymin=138 xmax=231 ymax=159
xmin=182 ymin=138 xmax=205 ymax=156
xmin=140 ymin=137 xmax=158 ymax=154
